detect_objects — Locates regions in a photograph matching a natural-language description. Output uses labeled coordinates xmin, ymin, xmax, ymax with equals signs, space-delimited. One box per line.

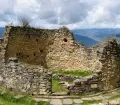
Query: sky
xmin=0 ymin=0 xmax=120 ymax=29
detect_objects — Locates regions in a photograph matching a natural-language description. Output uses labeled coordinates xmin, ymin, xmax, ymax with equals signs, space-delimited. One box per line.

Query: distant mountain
xmin=72 ymin=28 xmax=120 ymax=41
xmin=73 ymin=34 xmax=99 ymax=46
xmin=0 ymin=27 xmax=5 ymax=37
xmin=116 ymin=34 xmax=120 ymax=38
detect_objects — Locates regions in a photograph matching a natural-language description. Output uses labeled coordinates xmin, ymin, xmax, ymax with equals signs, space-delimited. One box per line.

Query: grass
xmin=36 ymin=101 xmax=50 ymax=105
xmin=52 ymin=70 xmax=93 ymax=93
xmin=108 ymin=88 xmax=120 ymax=100
xmin=81 ymin=100 xmax=102 ymax=105
xmin=52 ymin=79 xmax=66 ymax=93
xmin=54 ymin=70 xmax=92 ymax=77
xmin=0 ymin=88 xmax=50 ymax=105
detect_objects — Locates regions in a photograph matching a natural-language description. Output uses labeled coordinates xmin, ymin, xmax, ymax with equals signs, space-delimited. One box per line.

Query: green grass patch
xmin=0 ymin=88 xmax=50 ymax=105
xmin=37 ymin=101 xmax=50 ymax=105
xmin=81 ymin=100 xmax=102 ymax=105
xmin=52 ymin=79 xmax=66 ymax=93
xmin=0 ymin=95 xmax=35 ymax=105
xmin=55 ymin=70 xmax=93 ymax=77
xmin=52 ymin=75 xmax=73 ymax=83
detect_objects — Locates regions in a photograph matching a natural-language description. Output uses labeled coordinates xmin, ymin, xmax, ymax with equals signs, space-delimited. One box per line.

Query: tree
xmin=21 ymin=19 xmax=30 ymax=27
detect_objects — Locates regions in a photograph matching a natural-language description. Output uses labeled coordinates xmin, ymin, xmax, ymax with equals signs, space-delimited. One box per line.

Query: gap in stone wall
xmin=63 ymin=38 xmax=67 ymax=42
xmin=40 ymin=49 xmax=43 ymax=53
xmin=36 ymin=39 xmax=38 ymax=42
xmin=33 ymin=53 xmax=36 ymax=56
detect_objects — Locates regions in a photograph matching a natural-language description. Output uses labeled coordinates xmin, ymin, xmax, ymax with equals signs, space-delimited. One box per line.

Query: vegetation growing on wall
xmin=21 ymin=19 xmax=30 ymax=27
xmin=54 ymin=70 xmax=93 ymax=77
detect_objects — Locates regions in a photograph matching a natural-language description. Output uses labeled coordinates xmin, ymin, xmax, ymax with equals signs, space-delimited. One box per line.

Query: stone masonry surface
xmin=0 ymin=58 xmax=52 ymax=95
xmin=67 ymin=71 xmax=102 ymax=95
xmin=4 ymin=26 xmax=91 ymax=70
xmin=0 ymin=26 xmax=120 ymax=95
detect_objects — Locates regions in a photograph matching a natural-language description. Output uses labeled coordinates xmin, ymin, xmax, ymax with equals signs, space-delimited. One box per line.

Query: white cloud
xmin=0 ymin=0 xmax=120 ymax=29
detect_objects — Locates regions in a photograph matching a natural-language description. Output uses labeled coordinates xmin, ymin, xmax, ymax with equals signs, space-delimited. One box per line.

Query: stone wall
xmin=0 ymin=38 xmax=3 ymax=45
xmin=0 ymin=30 xmax=53 ymax=95
xmin=4 ymin=26 xmax=57 ymax=68
xmin=0 ymin=38 xmax=5 ymax=73
xmin=4 ymin=26 xmax=90 ymax=70
xmin=46 ymin=28 xmax=90 ymax=70
xmin=1 ymin=26 xmax=120 ymax=94
xmin=67 ymin=71 xmax=102 ymax=95
xmin=53 ymin=74 xmax=84 ymax=82
xmin=98 ymin=39 xmax=120 ymax=90
xmin=0 ymin=58 xmax=52 ymax=95
xmin=66 ymin=39 xmax=120 ymax=94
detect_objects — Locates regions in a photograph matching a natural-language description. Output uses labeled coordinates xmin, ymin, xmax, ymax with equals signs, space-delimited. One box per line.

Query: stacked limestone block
xmin=2 ymin=58 xmax=52 ymax=95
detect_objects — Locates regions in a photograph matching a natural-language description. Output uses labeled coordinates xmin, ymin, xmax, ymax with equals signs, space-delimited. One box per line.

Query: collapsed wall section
xmin=67 ymin=71 xmax=102 ymax=95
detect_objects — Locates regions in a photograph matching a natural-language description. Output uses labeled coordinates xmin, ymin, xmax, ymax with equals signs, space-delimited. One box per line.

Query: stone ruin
xmin=0 ymin=26 xmax=120 ymax=95
xmin=3 ymin=58 xmax=52 ymax=95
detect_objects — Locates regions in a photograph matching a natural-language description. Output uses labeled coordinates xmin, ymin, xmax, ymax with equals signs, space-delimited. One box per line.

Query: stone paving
xmin=34 ymin=97 xmax=120 ymax=105
xmin=50 ymin=99 xmax=62 ymax=105
xmin=34 ymin=89 xmax=120 ymax=105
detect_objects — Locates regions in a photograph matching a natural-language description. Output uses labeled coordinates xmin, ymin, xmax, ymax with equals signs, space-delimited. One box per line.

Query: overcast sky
xmin=0 ymin=0 xmax=120 ymax=29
